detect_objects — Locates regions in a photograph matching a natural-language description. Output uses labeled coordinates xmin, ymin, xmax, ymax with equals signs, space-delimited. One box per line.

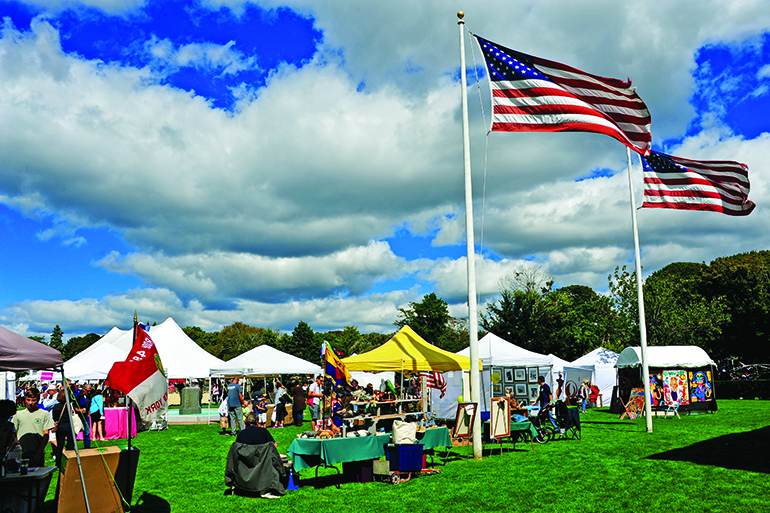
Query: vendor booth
xmin=568 ymin=347 xmax=620 ymax=407
xmin=614 ymin=346 xmax=717 ymax=413
xmin=433 ymin=334 xmax=556 ymax=420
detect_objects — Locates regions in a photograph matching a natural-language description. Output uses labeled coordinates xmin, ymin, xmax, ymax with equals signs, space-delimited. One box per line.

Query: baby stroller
xmin=552 ymin=400 xmax=581 ymax=440
xmin=529 ymin=405 xmax=556 ymax=444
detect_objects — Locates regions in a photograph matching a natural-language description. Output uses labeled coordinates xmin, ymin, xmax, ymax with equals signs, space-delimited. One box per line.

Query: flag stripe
xmin=641 ymin=151 xmax=755 ymax=216
xmin=475 ymin=35 xmax=651 ymax=154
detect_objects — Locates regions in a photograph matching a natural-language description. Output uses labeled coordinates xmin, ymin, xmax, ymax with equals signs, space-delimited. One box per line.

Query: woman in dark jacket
xmin=290 ymin=382 xmax=305 ymax=427
xmin=51 ymin=391 xmax=75 ymax=468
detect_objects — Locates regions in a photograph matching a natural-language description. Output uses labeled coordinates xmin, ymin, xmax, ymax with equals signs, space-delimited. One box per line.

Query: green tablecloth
xmin=416 ymin=427 xmax=452 ymax=450
xmin=483 ymin=420 xmax=539 ymax=441
xmin=288 ymin=433 xmax=391 ymax=471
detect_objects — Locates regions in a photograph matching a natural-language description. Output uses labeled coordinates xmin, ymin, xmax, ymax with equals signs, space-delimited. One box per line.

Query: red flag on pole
xmin=105 ymin=325 xmax=168 ymax=423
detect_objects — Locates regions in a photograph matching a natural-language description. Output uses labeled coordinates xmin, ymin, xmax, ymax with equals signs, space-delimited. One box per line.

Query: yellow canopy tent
xmin=342 ymin=325 xmax=474 ymax=372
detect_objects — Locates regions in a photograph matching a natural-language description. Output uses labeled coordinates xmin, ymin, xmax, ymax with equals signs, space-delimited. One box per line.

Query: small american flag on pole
xmin=641 ymin=151 xmax=755 ymax=216
xmin=474 ymin=35 xmax=651 ymax=155
xmin=420 ymin=371 xmax=447 ymax=398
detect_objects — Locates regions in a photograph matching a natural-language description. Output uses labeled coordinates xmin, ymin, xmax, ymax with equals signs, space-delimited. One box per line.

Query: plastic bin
xmin=387 ymin=444 xmax=424 ymax=472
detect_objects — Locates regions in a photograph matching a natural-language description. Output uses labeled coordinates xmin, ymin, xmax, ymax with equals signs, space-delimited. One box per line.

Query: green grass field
xmin=42 ymin=400 xmax=770 ymax=512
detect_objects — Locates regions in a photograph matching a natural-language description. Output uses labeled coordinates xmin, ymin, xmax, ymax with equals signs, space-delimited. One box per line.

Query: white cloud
xmin=1 ymin=1 xmax=770 ymax=336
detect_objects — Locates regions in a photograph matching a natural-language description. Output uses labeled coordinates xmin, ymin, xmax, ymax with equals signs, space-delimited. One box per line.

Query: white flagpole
xmin=458 ymin=11 xmax=482 ymax=460
xmin=626 ymin=147 xmax=653 ymax=432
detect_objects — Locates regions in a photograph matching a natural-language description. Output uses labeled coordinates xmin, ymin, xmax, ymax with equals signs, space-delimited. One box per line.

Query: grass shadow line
xmin=646 ymin=426 xmax=770 ymax=474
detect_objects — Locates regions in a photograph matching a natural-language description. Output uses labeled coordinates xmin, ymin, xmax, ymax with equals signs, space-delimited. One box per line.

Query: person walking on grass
xmin=227 ymin=377 xmax=245 ymax=436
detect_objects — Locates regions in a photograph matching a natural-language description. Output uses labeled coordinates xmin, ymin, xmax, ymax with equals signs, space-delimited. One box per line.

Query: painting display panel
xmin=688 ymin=370 xmax=713 ymax=403
xmin=662 ymin=370 xmax=689 ymax=406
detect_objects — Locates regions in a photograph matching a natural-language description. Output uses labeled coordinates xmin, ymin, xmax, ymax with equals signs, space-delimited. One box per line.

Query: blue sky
xmin=0 ymin=0 xmax=768 ymax=341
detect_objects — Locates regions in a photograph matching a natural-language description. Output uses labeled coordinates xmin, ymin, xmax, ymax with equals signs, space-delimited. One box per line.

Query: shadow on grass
xmin=646 ymin=426 xmax=770 ymax=473
xmin=37 ymin=492 xmax=170 ymax=513
xmin=129 ymin=492 xmax=172 ymax=513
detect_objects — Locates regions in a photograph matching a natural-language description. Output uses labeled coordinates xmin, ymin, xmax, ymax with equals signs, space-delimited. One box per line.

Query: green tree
xmin=62 ymin=333 xmax=100 ymax=361
xmin=395 ymin=293 xmax=463 ymax=350
xmin=701 ymin=250 xmax=770 ymax=362
xmin=348 ymin=332 xmax=391 ymax=355
xmin=481 ymin=288 xmax=544 ymax=351
xmin=281 ymin=321 xmax=319 ymax=364
xmin=184 ymin=326 xmax=222 ymax=358
xmin=49 ymin=325 xmax=64 ymax=352
xmin=644 ymin=263 xmax=729 ymax=350
xmin=606 ymin=265 xmax=640 ymax=352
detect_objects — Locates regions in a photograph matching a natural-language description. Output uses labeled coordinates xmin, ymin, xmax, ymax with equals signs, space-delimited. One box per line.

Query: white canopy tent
xmin=63 ymin=344 xmax=128 ymax=381
xmin=63 ymin=317 xmax=225 ymax=380
xmin=569 ymin=347 xmax=620 ymax=405
xmin=209 ymin=344 xmax=322 ymax=377
xmin=615 ymin=346 xmax=715 ymax=369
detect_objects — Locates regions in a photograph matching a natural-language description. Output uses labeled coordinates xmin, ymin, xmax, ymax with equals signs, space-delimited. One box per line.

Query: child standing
xmin=254 ymin=394 xmax=268 ymax=426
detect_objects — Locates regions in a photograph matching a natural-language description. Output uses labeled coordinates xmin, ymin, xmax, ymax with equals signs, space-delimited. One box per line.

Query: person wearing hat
xmin=578 ymin=379 xmax=591 ymax=413
xmin=254 ymin=394 xmax=269 ymax=427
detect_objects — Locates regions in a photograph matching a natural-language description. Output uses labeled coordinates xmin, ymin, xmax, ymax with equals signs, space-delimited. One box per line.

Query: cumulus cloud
xmin=1 ymin=1 xmax=769 ymax=336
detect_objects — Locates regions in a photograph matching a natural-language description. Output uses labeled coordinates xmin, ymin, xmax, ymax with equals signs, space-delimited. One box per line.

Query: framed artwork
xmin=529 ymin=385 xmax=540 ymax=401
xmin=504 ymin=368 xmax=514 ymax=384
xmin=515 ymin=383 xmax=527 ymax=396
xmin=452 ymin=402 xmax=477 ymax=438
xmin=493 ymin=382 xmax=503 ymax=396
xmin=528 ymin=368 xmax=539 ymax=383
xmin=490 ymin=397 xmax=511 ymax=439
xmin=514 ymin=368 xmax=526 ymax=381
xmin=491 ymin=367 xmax=502 ymax=388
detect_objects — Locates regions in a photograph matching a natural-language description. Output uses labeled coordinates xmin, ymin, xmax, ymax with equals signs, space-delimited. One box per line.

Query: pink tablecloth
xmin=77 ymin=407 xmax=137 ymax=440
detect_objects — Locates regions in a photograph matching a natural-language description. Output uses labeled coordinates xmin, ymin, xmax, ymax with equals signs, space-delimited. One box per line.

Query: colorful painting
xmin=649 ymin=373 xmax=664 ymax=407
xmin=515 ymin=383 xmax=527 ymax=396
xmin=662 ymin=370 xmax=689 ymax=406
xmin=529 ymin=385 xmax=539 ymax=400
xmin=689 ymin=370 xmax=713 ymax=403
xmin=514 ymin=368 xmax=526 ymax=381
xmin=620 ymin=387 xmax=645 ymax=420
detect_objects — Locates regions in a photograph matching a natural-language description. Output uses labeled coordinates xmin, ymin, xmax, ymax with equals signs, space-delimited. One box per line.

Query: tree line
xmin=40 ymin=250 xmax=769 ymax=366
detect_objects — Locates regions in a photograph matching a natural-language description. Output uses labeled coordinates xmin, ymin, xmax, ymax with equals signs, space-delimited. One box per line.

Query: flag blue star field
xmin=641 ymin=151 xmax=755 ymax=216
xmin=474 ymin=35 xmax=651 ymax=155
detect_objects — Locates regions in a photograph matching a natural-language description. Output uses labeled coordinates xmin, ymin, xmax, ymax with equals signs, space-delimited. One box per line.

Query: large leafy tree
xmin=644 ymin=263 xmax=729 ymax=350
xmin=700 ymin=251 xmax=770 ymax=362
xmin=62 ymin=333 xmax=100 ymax=361
xmin=395 ymin=292 xmax=461 ymax=350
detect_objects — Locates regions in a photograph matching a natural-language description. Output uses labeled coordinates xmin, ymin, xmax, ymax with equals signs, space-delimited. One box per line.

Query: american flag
xmin=474 ymin=35 xmax=651 ymax=155
xmin=420 ymin=371 xmax=447 ymax=398
xmin=641 ymin=151 xmax=755 ymax=216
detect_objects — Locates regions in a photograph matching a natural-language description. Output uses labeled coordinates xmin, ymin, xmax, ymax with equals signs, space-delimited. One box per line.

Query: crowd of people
xmin=2 ymin=380 xmax=110 ymax=470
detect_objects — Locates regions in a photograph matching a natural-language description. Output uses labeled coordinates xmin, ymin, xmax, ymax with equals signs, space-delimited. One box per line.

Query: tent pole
xmin=61 ymin=368 xmax=91 ymax=513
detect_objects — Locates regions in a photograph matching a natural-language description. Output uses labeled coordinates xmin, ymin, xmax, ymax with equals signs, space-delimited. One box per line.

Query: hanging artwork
xmin=662 ymin=370 xmax=689 ymax=406
xmin=649 ymin=373 xmax=664 ymax=407
xmin=528 ymin=368 xmax=538 ymax=383
xmin=514 ymin=368 xmax=526 ymax=381
xmin=688 ymin=370 xmax=713 ymax=403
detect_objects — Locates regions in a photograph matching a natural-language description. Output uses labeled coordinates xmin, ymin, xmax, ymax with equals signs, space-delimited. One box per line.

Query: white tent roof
xmin=210 ymin=344 xmax=321 ymax=377
xmin=64 ymin=317 xmax=226 ymax=379
xmin=457 ymin=333 xmax=553 ymax=367
xmin=64 ymin=344 xmax=127 ymax=381
xmin=615 ymin=346 xmax=715 ymax=369
xmin=572 ymin=347 xmax=619 ymax=368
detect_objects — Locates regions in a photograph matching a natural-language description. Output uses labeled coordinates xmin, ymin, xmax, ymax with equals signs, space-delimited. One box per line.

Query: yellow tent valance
xmin=342 ymin=325 xmax=475 ymax=372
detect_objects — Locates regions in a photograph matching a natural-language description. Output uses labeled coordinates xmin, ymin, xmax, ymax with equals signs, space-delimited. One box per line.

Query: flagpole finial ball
xmin=457 ymin=11 xmax=464 ymax=19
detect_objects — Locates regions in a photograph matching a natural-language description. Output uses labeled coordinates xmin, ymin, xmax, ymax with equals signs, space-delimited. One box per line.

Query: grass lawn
xmin=41 ymin=400 xmax=769 ymax=512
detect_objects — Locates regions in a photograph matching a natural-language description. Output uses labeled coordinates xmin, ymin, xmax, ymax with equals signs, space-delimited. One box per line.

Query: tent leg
xmin=61 ymin=368 xmax=92 ymax=513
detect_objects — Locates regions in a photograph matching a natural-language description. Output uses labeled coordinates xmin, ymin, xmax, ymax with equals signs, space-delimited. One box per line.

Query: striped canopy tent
xmin=341 ymin=325 xmax=474 ymax=372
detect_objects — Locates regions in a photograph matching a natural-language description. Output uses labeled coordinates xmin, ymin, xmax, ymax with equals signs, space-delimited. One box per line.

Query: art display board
xmin=620 ymin=387 xmax=645 ymax=420
xmin=688 ymin=369 xmax=713 ymax=403
xmin=452 ymin=402 xmax=477 ymax=438
xmin=59 ymin=447 xmax=124 ymax=513
xmin=662 ymin=370 xmax=689 ymax=406
xmin=490 ymin=397 xmax=511 ymax=439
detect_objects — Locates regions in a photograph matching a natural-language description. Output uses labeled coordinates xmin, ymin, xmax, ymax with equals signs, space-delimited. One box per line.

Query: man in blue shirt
xmin=532 ymin=376 xmax=558 ymax=430
xmin=227 ymin=377 xmax=245 ymax=435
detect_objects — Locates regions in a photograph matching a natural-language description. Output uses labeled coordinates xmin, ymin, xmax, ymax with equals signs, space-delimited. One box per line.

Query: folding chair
xmin=664 ymin=399 xmax=681 ymax=419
